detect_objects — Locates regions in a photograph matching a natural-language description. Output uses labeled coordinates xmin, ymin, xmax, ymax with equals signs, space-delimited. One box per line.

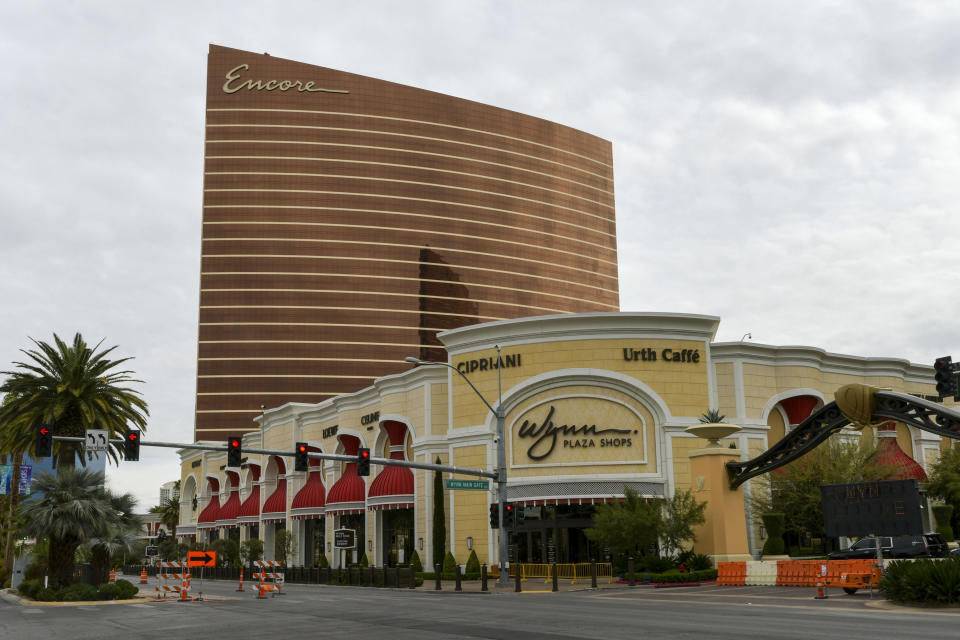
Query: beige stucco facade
xmin=177 ymin=312 xmax=948 ymax=565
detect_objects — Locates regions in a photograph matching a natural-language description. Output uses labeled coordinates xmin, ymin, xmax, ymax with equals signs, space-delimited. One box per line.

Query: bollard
xmin=815 ymin=567 xmax=828 ymax=599
xmin=481 ymin=564 xmax=488 ymax=592
xmin=628 ymin=557 xmax=635 ymax=587
xmin=435 ymin=564 xmax=442 ymax=591
xmin=455 ymin=564 xmax=463 ymax=592
xmin=371 ymin=565 xmax=377 ymax=588
xmin=552 ymin=563 xmax=558 ymax=592
xmin=591 ymin=561 xmax=597 ymax=589
xmin=396 ymin=566 xmax=402 ymax=589
xmin=409 ymin=565 xmax=416 ymax=590
xmin=515 ymin=565 xmax=522 ymax=592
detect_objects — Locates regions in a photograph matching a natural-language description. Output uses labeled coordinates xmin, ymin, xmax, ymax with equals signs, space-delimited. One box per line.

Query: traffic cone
xmin=257 ymin=570 xmax=268 ymax=599
xmin=109 ymin=569 xmax=116 ymax=584
xmin=140 ymin=568 xmax=148 ymax=585
xmin=237 ymin=567 xmax=245 ymax=592
xmin=179 ymin=570 xmax=190 ymax=602
xmin=815 ymin=569 xmax=828 ymax=599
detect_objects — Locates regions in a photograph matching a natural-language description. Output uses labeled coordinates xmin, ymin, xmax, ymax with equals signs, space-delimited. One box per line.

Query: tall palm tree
xmin=150 ymin=494 xmax=180 ymax=538
xmin=0 ymin=332 xmax=149 ymax=468
xmin=18 ymin=467 xmax=113 ymax=589
xmin=87 ymin=491 xmax=141 ymax=584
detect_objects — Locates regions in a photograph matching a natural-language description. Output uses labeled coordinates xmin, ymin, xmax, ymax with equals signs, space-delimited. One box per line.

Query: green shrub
xmin=318 ymin=554 xmax=329 ymax=569
xmin=98 ymin=583 xmax=122 ymax=600
xmin=441 ymin=552 xmax=458 ymax=579
xmin=359 ymin=553 xmax=369 ymax=568
xmin=636 ymin=556 xmax=673 ymax=573
xmin=17 ymin=579 xmax=41 ymax=599
xmin=933 ymin=505 xmax=955 ymax=542
xmin=59 ymin=582 xmax=99 ymax=601
xmin=880 ymin=558 xmax=960 ymax=605
xmin=465 ymin=550 xmax=480 ymax=574
xmin=674 ymin=550 xmax=713 ymax=571
xmin=761 ymin=513 xmax=786 ymax=556
xmin=647 ymin=568 xmax=718 ymax=584
xmin=116 ymin=579 xmax=139 ymax=599
xmin=409 ymin=550 xmax=422 ymax=573
xmin=34 ymin=587 xmax=58 ymax=602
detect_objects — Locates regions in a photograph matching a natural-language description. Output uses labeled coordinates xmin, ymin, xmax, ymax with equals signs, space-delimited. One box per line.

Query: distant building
xmin=159 ymin=480 xmax=180 ymax=506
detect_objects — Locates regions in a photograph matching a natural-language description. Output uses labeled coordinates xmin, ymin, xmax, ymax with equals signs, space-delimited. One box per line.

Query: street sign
xmin=145 ymin=546 xmax=158 ymax=557
xmin=333 ymin=528 xmax=356 ymax=549
xmin=187 ymin=551 xmax=217 ymax=567
xmin=445 ymin=479 xmax=489 ymax=490
xmin=85 ymin=429 xmax=109 ymax=452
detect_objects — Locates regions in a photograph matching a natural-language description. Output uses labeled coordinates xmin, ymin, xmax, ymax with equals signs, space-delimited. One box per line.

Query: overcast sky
xmin=2 ymin=1 xmax=958 ymax=511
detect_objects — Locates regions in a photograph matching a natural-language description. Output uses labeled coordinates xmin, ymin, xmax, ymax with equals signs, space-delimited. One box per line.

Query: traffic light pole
xmin=49 ymin=436 xmax=497 ymax=479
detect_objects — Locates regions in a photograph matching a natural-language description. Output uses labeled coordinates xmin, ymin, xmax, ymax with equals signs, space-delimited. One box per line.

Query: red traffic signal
xmin=295 ymin=442 xmax=309 ymax=472
xmin=36 ymin=425 xmax=53 ymax=457
xmin=227 ymin=436 xmax=242 ymax=467
xmin=357 ymin=447 xmax=371 ymax=476
xmin=124 ymin=429 xmax=141 ymax=461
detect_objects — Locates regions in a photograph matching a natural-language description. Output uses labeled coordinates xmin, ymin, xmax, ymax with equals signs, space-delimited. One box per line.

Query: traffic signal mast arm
xmin=48 ymin=436 xmax=497 ymax=479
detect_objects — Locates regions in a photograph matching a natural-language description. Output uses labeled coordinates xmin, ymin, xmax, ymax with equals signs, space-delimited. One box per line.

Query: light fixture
xmin=327 ymin=541 xmax=331 ymax=552
xmin=466 ymin=537 xmax=473 ymax=550
xmin=368 ymin=539 xmax=373 ymax=552
xmin=418 ymin=537 xmax=423 ymax=550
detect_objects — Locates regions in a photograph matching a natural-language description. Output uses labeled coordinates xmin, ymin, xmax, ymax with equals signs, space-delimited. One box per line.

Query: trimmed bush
xmin=441 ymin=551 xmax=458 ymax=579
xmin=881 ymin=557 xmax=960 ymax=605
xmin=636 ymin=556 xmax=673 ymax=573
xmin=465 ymin=550 xmax=480 ymax=574
xmin=318 ymin=554 xmax=329 ymax=569
xmin=761 ymin=513 xmax=786 ymax=556
xmin=359 ymin=553 xmax=369 ymax=568
xmin=98 ymin=583 xmax=121 ymax=600
xmin=59 ymin=582 xmax=98 ymax=601
xmin=409 ymin=550 xmax=423 ymax=573
xmin=17 ymin=579 xmax=41 ymax=599
xmin=647 ymin=569 xmax=717 ymax=584
xmin=933 ymin=505 xmax=955 ymax=542
xmin=34 ymin=587 xmax=57 ymax=602
xmin=116 ymin=579 xmax=139 ymax=599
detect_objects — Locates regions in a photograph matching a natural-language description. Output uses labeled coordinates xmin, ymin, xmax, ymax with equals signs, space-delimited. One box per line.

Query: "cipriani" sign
xmin=223 ymin=64 xmax=350 ymax=95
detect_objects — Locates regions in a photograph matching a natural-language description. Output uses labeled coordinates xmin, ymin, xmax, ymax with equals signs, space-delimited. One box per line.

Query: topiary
xmin=115 ymin=579 xmax=140 ymax=599
xmin=409 ymin=550 xmax=423 ymax=573
xmin=465 ymin=550 xmax=480 ymax=574
xmin=761 ymin=513 xmax=786 ymax=556
xmin=441 ymin=551 xmax=458 ymax=579
xmin=318 ymin=553 xmax=329 ymax=569
xmin=359 ymin=553 xmax=369 ymax=568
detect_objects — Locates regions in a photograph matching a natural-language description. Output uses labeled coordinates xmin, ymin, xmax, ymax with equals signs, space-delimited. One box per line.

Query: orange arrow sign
xmin=188 ymin=551 xmax=217 ymax=567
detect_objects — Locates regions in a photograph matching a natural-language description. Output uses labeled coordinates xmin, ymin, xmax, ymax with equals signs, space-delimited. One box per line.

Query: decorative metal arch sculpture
xmin=726 ymin=384 xmax=960 ymax=488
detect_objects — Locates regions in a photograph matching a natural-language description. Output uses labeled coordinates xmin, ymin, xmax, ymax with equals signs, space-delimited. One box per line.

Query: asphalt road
xmin=3 ymin=580 xmax=958 ymax=640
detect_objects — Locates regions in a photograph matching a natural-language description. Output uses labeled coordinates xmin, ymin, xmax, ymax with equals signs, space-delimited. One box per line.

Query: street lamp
xmin=405 ymin=347 xmax=510 ymax=587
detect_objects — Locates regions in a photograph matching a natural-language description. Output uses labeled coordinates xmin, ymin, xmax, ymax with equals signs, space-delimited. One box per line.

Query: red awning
xmin=197 ymin=496 xmax=221 ymax=530
xmin=237 ymin=485 xmax=261 ymax=524
xmin=216 ymin=490 xmax=241 ymax=527
xmin=367 ymin=421 xmax=413 ymax=511
xmin=291 ymin=471 xmax=326 ymax=520
xmin=261 ymin=478 xmax=287 ymax=523
xmin=327 ymin=435 xmax=366 ymax=515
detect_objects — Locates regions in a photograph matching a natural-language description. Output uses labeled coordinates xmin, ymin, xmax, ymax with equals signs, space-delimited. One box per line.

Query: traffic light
xmin=504 ymin=502 xmax=515 ymax=528
xmin=935 ymin=356 xmax=957 ymax=399
xmin=489 ymin=503 xmax=499 ymax=528
xmin=516 ymin=504 xmax=525 ymax=526
xmin=295 ymin=442 xmax=309 ymax=472
xmin=227 ymin=436 xmax=242 ymax=467
xmin=124 ymin=429 xmax=141 ymax=461
xmin=35 ymin=424 xmax=53 ymax=458
xmin=357 ymin=448 xmax=370 ymax=476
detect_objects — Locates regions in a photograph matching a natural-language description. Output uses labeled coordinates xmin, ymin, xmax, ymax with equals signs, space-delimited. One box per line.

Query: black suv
xmin=829 ymin=533 xmax=948 ymax=560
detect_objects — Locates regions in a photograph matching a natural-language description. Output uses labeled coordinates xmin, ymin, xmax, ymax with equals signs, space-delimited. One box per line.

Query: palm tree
xmin=150 ymin=494 xmax=180 ymax=538
xmin=18 ymin=467 xmax=114 ymax=589
xmin=87 ymin=491 xmax=141 ymax=584
xmin=0 ymin=332 xmax=149 ymax=468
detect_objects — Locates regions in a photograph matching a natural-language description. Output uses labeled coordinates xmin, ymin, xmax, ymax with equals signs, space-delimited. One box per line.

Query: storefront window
xmin=381 ymin=508 xmax=414 ymax=566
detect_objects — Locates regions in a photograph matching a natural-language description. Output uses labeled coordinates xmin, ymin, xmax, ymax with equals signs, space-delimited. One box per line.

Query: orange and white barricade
xmin=155 ymin=561 xmax=191 ymax=601
xmin=109 ymin=569 xmax=117 ymax=583
xmin=253 ymin=560 xmax=285 ymax=597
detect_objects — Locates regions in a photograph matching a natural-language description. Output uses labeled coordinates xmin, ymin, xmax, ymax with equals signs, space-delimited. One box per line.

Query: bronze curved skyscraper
xmin=196 ymin=45 xmax=619 ymax=440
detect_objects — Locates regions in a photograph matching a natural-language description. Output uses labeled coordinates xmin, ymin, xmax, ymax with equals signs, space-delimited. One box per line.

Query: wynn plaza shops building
xmin=195 ymin=45 xmax=619 ymax=441
xmin=177 ymin=312 xmax=946 ymax=566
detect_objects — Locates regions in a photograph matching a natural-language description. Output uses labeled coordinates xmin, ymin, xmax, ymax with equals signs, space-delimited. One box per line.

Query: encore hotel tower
xmin=195 ymin=45 xmax=619 ymax=440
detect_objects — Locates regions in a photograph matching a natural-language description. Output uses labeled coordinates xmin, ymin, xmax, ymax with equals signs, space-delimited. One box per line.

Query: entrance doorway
xmin=510 ymin=504 xmax=601 ymax=563
xmin=380 ymin=508 xmax=414 ymax=566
